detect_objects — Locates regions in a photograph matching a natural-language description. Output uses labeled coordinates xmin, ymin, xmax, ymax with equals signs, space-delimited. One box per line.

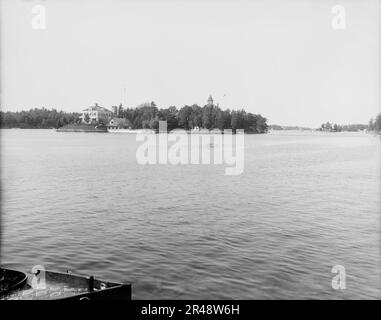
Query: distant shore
xmin=55 ymin=123 xmax=108 ymax=132
xmin=1 ymin=108 xmax=380 ymax=134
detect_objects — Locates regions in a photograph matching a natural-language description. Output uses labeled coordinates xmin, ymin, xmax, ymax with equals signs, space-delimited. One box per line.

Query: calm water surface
xmin=1 ymin=129 xmax=380 ymax=299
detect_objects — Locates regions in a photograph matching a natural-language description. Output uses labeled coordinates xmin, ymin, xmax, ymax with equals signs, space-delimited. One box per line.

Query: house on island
xmin=107 ymin=117 xmax=131 ymax=130
xmin=81 ymin=103 xmax=113 ymax=124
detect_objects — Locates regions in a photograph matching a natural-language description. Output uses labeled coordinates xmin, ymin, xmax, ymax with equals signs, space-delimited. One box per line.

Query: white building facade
xmin=81 ymin=104 xmax=113 ymax=124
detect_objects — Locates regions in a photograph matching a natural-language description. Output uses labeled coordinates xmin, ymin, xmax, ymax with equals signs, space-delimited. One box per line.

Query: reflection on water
xmin=1 ymin=129 xmax=380 ymax=299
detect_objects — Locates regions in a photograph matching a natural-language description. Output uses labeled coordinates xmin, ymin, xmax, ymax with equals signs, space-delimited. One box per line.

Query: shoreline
xmin=1 ymin=127 xmax=380 ymax=135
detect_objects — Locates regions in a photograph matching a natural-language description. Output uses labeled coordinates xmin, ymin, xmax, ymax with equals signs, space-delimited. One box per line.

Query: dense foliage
xmin=117 ymin=102 xmax=268 ymax=133
xmin=0 ymin=108 xmax=81 ymax=129
xmin=318 ymin=115 xmax=381 ymax=132
xmin=319 ymin=122 xmax=368 ymax=132
xmin=368 ymin=114 xmax=381 ymax=132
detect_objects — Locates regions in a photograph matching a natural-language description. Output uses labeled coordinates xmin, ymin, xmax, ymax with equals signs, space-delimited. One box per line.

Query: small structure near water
xmin=107 ymin=117 xmax=131 ymax=130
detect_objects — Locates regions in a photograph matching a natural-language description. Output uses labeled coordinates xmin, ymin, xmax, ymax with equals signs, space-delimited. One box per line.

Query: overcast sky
xmin=1 ymin=0 xmax=380 ymax=127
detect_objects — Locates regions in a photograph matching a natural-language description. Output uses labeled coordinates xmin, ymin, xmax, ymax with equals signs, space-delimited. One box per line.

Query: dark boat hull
xmin=0 ymin=268 xmax=131 ymax=300
xmin=0 ymin=269 xmax=28 ymax=297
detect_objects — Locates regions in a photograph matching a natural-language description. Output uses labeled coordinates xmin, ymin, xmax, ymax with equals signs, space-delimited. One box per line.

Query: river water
xmin=1 ymin=129 xmax=380 ymax=299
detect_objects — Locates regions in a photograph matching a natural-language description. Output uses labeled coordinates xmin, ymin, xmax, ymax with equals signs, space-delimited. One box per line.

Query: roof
xmin=83 ymin=105 xmax=112 ymax=113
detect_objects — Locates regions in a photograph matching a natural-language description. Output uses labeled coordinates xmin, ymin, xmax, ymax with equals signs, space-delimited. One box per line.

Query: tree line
xmin=0 ymin=108 xmax=80 ymax=129
xmin=116 ymin=102 xmax=268 ymax=133
xmin=2 ymin=106 xmax=380 ymax=134
xmin=368 ymin=114 xmax=381 ymax=132
xmin=1 ymin=103 xmax=269 ymax=133
xmin=318 ymin=114 xmax=381 ymax=132
xmin=319 ymin=122 xmax=368 ymax=132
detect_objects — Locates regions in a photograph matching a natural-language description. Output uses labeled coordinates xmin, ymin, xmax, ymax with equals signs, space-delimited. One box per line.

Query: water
xmin=1 ymin=129 xmax=380 ymax=299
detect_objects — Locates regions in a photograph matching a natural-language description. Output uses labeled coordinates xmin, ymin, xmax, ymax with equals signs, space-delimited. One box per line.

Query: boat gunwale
xmin=1 ymin=268 xmax=131 ymax=300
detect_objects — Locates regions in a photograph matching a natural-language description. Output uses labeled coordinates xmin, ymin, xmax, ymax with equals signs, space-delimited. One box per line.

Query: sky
xmin=1 ymin=0 xmax=380 ymax=127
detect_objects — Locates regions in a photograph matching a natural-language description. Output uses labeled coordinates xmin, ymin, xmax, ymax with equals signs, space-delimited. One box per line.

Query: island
xmin=0 ymin=96 xmax=269 ymax=134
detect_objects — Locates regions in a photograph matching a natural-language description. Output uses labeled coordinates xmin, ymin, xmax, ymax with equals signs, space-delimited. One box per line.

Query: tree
xmin=231 ymin=111 xmax=238 ymax=132
xmin=202 ymin=105 xmax=216 ymax=129
xmin=158 ymin=106 xmax=178 ymax=131
xmin=215 ymin=109 xmax=226 ymax=130
xmin=190 ymin=104 xmax=203 ymax=128
xmin=246 ymin=113 xmax=257 ymax=133
xmin=142 ymin=119 xmax=150 ymax=129
xmin=118 ymin=104 xmax=124 ymax=117
xmin=84 ymin=113 xmax=90 ymax=123
xmin=149 ymin=117 xmax=159 ymax=130
xmin=368 ymin=118 xmax=374 ymax=131
xmin=178 ymin=105 xmax=193 ymax=130
xmin=375 ymin=113 xmax=381 ymax=132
